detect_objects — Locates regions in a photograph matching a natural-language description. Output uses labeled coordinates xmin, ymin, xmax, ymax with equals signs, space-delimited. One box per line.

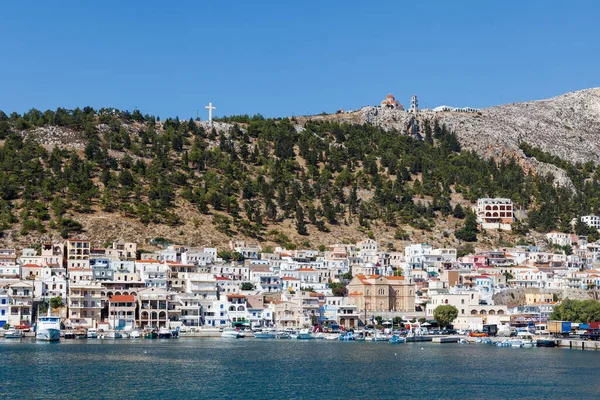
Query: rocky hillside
xmin=302 ymin=88 xmax=600 ymax=190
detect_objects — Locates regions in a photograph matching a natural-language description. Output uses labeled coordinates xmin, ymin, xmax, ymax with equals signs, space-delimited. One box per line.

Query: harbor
xmin=1 ymin=338 xmax=599 ymax=400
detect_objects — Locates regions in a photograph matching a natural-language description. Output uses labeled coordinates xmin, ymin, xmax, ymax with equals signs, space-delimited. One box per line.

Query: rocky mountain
xmin=304 ymin=88 xmax=600 ymax=189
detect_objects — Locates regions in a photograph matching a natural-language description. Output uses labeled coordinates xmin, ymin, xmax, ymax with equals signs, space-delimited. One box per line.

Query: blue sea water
xmin=1 ymin=338 xmax=599 ymax=399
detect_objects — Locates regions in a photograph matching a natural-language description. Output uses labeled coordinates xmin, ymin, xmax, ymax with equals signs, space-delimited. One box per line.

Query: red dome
xmin=386 ymin=94 xmax=395 ymax=99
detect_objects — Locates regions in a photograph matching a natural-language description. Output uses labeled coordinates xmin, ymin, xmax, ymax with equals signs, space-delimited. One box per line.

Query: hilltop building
xmin=380 ymin=94 xmax=404 ymax=110
xmin=475 ymin=198 xmax=514 ymax=230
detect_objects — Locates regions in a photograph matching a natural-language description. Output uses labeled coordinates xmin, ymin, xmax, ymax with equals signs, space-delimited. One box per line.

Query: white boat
xmin=296 ymin=328 xmax=314 ymax=340
xmin=86 ymin=328 xmax=98 ymax=339
xmin=510 ymin=339 xmax=523 ymax=348
xmin=129 ymin=329 xmax=141 ymax=339
xmin=221 ymin=328 xmax=243 ymax=339
xmin=517 ymin=332 xmax=536 ymax=348
xmin=254 ymin=329 xmax=277 ymax=339
xmin=4 ymin=328 xmax=24 ymax=339
xmin=158 ymin=328 xmax=173 ymax=339
xmin=105 ymin=330 xmax=122 ymax=339
xmin=36 ymin=309 xmax=61 ymax=342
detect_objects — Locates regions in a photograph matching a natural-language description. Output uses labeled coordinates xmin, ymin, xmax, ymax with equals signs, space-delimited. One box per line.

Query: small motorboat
xmin=339 ymin=332 xmax=355 ymax=341
xmin=4 ymin=328 xmax=24 ymax=339
xmin=389 ymin=334 xmax=406 ymax=344
xmin=158 ymin=328 xmax=172 ymax=339
xmin=254 ymin=329 xmax=277 ymax=339
xmin=63 ymin=330 xmax=76 ymax=339
xmin=129 ymin=329 xmax=141 ymax=339
xmin=221 ymin=328 xmax=243 ymax=339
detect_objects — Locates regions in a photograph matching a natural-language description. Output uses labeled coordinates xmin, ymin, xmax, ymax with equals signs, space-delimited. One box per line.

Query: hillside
xmin=1 ymin=89 xmax=600 ymax=250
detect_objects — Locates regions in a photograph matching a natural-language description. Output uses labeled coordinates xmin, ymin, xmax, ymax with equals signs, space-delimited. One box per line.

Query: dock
xmin=556 ymin=339 xmax=600 ymax=350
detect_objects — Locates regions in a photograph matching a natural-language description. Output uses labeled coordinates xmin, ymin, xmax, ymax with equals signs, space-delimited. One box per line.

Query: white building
xmin=475 ymin=198 xmax=514 ymax=230
xmin=581 ymin=215 xmax=600 ymax=231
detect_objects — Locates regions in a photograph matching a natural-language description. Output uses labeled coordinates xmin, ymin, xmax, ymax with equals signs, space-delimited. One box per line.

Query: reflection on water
xmin=1 ymin=339 xmax=598 ymax=399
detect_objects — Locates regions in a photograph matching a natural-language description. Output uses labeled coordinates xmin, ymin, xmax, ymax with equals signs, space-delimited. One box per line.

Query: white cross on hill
xmin=205 ymin=102 xmax=216 ymax=125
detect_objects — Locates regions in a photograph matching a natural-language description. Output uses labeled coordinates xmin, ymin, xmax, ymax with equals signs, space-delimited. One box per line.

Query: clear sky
xmin=1 ymin=0 xmax=598 ymax=119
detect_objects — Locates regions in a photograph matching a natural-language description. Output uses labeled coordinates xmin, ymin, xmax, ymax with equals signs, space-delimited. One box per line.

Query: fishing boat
xmin=75 ymin=329 xmax=87 ymax=339
xmin=63 ymin=329 xmax=76 ymax=339
xmin=254 ymin=329 xmax=277 ymax=339
xmin=275 ymin=331 xmax=291 ymax=339
xmin=339 ymin=332 xmax=355 ymax=341
xmin=36 ymin=309 xmax=61 ymax=342
xmin=158 ymin=328 xmax=172 ymax=339
xmin=86 ymin=328 xmax=98 ymax=339
xmin=517 ymin=332 xmax=535 ymax=348
xmin=145 ymin=329 xmax=158 ymax=339
xmin=129 ymin=329 xmax=141 ymax=339
xmin=4 ymin=328 xmax=24 ymax=339
xmin=389 ymin=334 xmax=406 ymax=344
xmin=221 ymin=328 xmax=243 ymax=339
xmin=105 ymin=330 xmax=122 ymax=339
xmin=296 ymin=328 xmax=314 ymax=340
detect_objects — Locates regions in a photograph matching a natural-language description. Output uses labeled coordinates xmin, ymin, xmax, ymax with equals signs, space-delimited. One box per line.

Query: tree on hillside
xmin=433 ymin=305 xmax=459 ymax=328
xmin=453 ymin=204 xmax=465 ymax=219
xmin=455 ymin=210 xmax=478 ymax=242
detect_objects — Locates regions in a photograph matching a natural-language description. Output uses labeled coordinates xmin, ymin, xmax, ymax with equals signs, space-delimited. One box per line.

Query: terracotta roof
xmin=215 ymin=277 xmax=231 ymax=281
xmin=226 ymin=294 xmax=246 ymax=299
xmin=110 ymin=295 xmax=135 ymax=303
xmin=23 ymin=264 xmax=41 ymax=268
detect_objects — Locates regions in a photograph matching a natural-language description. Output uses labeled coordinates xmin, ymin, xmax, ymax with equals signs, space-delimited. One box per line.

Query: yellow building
xmin=66 ymin=239 xmax=90 ymax=269
xmin=347 ymin=275 xmax=415 ymax=313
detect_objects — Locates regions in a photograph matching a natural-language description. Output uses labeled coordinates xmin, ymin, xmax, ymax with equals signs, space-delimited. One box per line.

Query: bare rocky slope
xmin=301 ymin=88 xmax=600 ymax=189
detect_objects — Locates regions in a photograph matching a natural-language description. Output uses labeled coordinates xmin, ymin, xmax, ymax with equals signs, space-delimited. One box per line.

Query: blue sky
xmin=1 ymin=0 xmax=598 ymax=119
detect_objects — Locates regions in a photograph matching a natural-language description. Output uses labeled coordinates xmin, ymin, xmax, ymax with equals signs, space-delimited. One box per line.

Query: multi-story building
xmin=0 ymin=289 xmax=8 ymax=327
xmin=108 ymin=294 xmax=136 ymax=330
xmin=105 ymin=242 xmax=137 ymax=260
xmin=68 ymin=281 xmax=104 ymax=328
xmin=8 ymin=281 xmax=34 ymax=326
xmin=475 ymin=198 xmax=514 ymax=230
xmin=580 ymin=215 xmax=600 ymax=231
xmin=138 ymin=287 xmax=170 ymax=328
xmin=66 ymin=239 xmax=90 ymax=269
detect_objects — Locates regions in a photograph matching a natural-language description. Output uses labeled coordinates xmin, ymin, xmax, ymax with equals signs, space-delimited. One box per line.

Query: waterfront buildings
xmin=1 ymin=235 xmax=600 ymax=331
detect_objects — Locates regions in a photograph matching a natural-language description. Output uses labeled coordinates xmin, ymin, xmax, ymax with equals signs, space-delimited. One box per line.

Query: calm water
xmin=1 ymin=338 xmax=599 ymax=399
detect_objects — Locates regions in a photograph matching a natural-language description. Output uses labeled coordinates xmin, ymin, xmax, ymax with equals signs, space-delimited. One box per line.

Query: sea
xmin=1 ymin=338 xmax=598 ymax=399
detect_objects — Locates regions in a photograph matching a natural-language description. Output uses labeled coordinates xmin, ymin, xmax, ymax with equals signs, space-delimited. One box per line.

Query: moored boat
xmin=158 ymin=328 xmax=172 ymax=339
xmin=105 ymin=330 xmax=122 ymax=339
xmin=389 ymin=334 xmax=406 ymax=344
xmin=63 ymin=329 xmax=76 ymax=339
xmin=4 ymin=328 xmax=24 ymax=339
xmin=86 ymin=328 xmax=98 ymax=339
xmin=254 ymin=329 xmax=277 ymax=339
xmin=129 ymin=329 xmax=141 ymax=339
xmin=36 ymin=309 xmax=61 ymax=342
xmin=221 ymin=327 xmax=243 ymax=339
xmin=296 ymin=328 xmax=314 ymax=340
